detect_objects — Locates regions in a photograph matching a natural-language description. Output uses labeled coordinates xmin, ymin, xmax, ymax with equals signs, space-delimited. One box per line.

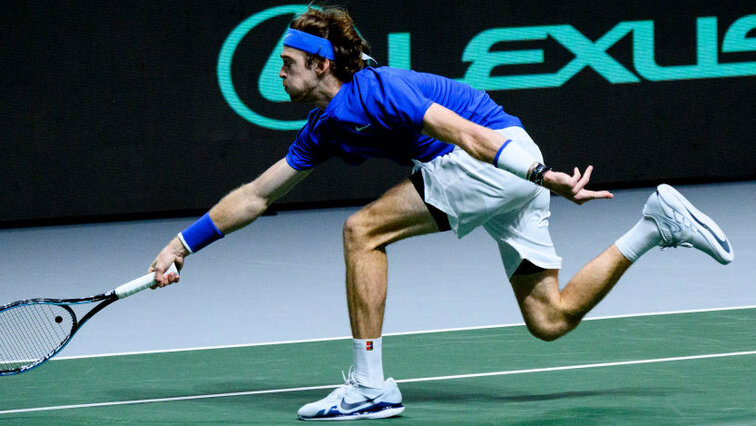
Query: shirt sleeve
xmin=285 ymin=110 xmax=333 ymax=171
xmin=365 ymin=71 xmax=434 ymax=130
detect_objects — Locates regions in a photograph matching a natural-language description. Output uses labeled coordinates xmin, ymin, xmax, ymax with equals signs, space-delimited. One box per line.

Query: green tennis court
xmin=1 ymin=307 xmax=754 ymax=424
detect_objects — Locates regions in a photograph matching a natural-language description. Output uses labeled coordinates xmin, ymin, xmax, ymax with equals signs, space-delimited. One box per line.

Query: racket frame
xmin=0 ymin=292 xmax=116 ymax=375
xmin=0 ymin=264 xmax=176 ymax=376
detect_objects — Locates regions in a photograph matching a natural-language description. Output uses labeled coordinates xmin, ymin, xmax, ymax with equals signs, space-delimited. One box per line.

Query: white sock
xmin=615 ymin=217 xmax=662 ymax=262
xmin=353 ymin=338 xmax=384 ymax=389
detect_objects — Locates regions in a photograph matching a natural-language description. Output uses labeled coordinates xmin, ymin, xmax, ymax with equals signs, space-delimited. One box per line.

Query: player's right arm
xmin=150 ymin=158 xmax=311 ymax=285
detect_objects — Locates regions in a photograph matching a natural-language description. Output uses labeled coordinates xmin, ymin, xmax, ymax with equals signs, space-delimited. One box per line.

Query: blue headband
xmin=283 ymin=28 xmax=335 ymax=60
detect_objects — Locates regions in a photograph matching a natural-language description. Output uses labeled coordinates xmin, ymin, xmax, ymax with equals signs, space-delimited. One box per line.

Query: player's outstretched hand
xmin=149 ymin=237 xmax=187 ymax=288
xmin=541 ymin=165 xmax=614 ymax=205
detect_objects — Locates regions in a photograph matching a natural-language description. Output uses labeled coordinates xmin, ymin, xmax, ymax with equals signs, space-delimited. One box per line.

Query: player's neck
xmin=312 ymin=75 xmax=344 ymax=110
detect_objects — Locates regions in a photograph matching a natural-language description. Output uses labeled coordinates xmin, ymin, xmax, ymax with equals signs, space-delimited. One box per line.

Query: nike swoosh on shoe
xmin=339 ymin=398 xmax=377 ymax=412
xmin=685 ymin=206 xmax=731 ymax=253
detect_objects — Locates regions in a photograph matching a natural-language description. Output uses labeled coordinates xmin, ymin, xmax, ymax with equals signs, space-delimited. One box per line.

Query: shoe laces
xmin=657 ymin=206 xmax=695 ymax=249
xmin=660 ymin=241 xmax=693 ymax=250
xmin=327 ymin=366 xmax=358 ymax=399
xmin=342 ymin=366 xmax=358 ymax=386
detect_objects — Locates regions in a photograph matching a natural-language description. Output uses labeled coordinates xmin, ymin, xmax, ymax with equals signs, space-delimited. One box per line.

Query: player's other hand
xmin=542 ymin=165 xmax=614 ymax=205
xmin=149 ymin=237 xmax=187 ymax=288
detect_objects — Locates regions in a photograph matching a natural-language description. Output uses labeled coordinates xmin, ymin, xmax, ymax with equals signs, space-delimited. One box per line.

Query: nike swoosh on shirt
xmin=685 ymin=206 xmax=731 ymax=253
xmin=355 ymin=123 xmax=371 ymax=132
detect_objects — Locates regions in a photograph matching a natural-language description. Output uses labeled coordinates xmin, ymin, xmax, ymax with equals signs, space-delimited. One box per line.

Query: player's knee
xmin=523 ymin=312 xmax=579 ymax=342
xmin=526 ymin=323 xmax=566 ymax=342
xmin=343 ymin=213 xmax=375 ymax=252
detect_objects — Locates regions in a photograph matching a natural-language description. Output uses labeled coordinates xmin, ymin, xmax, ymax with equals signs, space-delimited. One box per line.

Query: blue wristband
xmin=178 ymin=213 xmax=224 ymax=253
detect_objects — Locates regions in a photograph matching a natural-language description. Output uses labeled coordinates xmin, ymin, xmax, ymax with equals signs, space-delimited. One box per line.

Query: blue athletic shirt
xmin=285 ymin=66 xmax=522 ymax=171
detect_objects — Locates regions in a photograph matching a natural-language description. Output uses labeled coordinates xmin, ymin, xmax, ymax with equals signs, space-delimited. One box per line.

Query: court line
xmin=56 ymin=304 xmax=756 ymax=361
xmin=3 ymin=350 xmax=754 ymax=415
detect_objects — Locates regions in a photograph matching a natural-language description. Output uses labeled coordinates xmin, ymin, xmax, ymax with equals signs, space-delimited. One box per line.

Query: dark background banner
xmin=3 ymin=1 xmax=755 ymax=225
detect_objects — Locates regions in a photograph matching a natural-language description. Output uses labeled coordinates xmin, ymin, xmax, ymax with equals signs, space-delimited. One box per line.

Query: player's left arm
xmin=421 ymin=102 xmax=613 ymax=204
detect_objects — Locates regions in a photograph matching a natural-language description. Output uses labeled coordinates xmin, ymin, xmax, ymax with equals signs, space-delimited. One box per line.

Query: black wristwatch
xmin=528 ymin=163 xmax=551 ymax=186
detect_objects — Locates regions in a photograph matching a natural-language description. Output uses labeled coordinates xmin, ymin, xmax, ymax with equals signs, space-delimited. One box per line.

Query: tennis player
xmin=149 ymin=7 xmax=733 ymax=421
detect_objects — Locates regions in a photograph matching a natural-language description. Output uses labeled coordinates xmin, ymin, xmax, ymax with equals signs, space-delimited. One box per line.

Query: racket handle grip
xmin=115 ymin=263 xmax=179 ymax=299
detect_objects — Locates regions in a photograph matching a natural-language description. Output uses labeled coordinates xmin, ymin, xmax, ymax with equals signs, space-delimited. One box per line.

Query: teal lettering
xmin=634 ymin=17 xmax=756 ymax=81
xmin=220 ymin=9 xmax=756 ymax=130
xmin=460 ymin=16 xmax=756 ymax=91
xmin=388 ymin=32 xmax=411 ymax=69
xmin=460 ymin=23 xmax=639 ymax=90
xmin=459 ymin=26 xmax=552 ymax=89
xmin=723 ymin=15 xmax=756 ymax=53
xmin=551 ymin=23 xmax=639 ymax=84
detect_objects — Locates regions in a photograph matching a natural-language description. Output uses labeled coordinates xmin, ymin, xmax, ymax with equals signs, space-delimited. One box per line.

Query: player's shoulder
xmin=297 ymin=107 xmax=327 ymax=132
xmin=353 ymin=66 xmax=426 ymax=82
xmin=305 ymin=107 xmax=324 ymax=125
xmin=296 ymin=107 xmax=327 ymax=140
xmin=348 ymin=67 xmax=432 ymax=99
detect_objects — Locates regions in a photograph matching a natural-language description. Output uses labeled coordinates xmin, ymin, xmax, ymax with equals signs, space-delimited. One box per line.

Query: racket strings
xmin=0 ymin=304 xmax=74 ymax=373
xmin=0 ymin=304 xmax=68 ymax=370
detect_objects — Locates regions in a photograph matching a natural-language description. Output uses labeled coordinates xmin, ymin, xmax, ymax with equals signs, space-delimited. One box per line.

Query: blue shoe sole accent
xmin=299 ymin=403 xmax=405 ymax=421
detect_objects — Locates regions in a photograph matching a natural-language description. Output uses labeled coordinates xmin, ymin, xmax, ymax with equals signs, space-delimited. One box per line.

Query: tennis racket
xmin=0 ymin=264 xmax=178 ymax=376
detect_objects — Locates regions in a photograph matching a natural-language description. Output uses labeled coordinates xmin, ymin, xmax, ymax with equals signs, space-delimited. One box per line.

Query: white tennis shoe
xmin=643 ymin=184 xmax=733 ymax=264
xmin=297 ymin=370 xmax=404 ymax=421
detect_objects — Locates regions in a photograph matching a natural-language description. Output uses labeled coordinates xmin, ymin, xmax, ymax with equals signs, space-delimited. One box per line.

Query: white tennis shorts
xmin=413 ymin=126 xmax=562 ymax=278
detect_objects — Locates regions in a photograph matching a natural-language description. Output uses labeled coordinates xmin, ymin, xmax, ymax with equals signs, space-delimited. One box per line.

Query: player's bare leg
xmin=511 ymin=184 xmax=733 ymax=341
xmin=298 ymin=179 xmax=439 ymax=420
xmin=510 ymin=246 xmax=631 ymax=341
xmin=343 ymin=179 xmax=440 ymax=340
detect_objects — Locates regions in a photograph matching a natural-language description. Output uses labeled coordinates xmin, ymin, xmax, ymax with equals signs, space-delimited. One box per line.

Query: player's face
xmin=279 ymin=47 xmax=318 ymax=103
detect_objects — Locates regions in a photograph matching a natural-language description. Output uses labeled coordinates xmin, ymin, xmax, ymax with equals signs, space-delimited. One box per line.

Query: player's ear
xmin=315 ymin=58 xmax=331 ymax=76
